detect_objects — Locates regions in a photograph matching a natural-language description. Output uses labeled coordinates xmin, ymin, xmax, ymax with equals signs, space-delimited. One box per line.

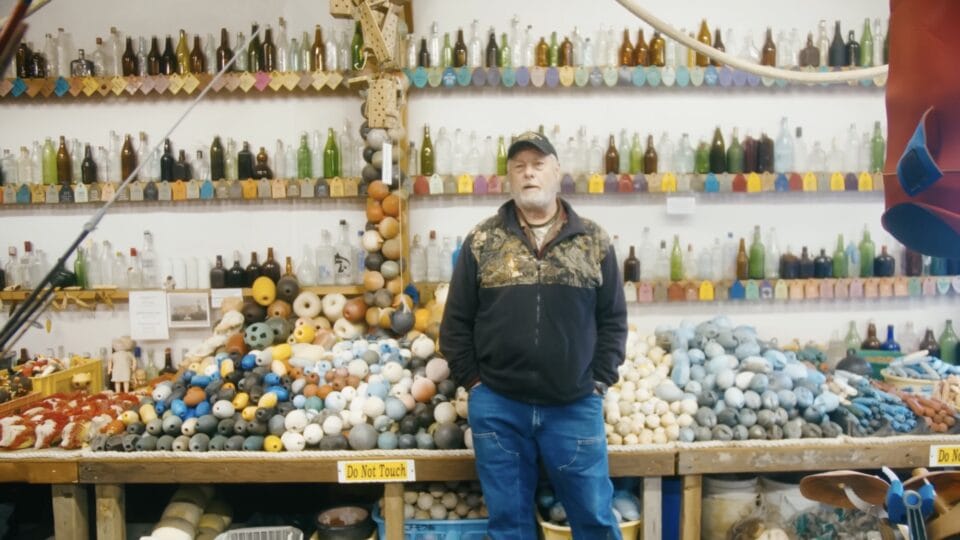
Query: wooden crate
xmin=31 ymin=358 xmax=103 ymax=396
xmin=0 ymin=391 xmax=43 ymax=417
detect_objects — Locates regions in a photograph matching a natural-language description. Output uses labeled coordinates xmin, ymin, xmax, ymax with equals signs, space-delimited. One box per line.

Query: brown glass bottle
xmin=121 ymin=134 xmax=137 ymax=181
xmin=262 ymin=26 xmax=276 ymax=72
xmin=226 ymin=252 xmax=245 ymax=287
xmin=861 ymin=323 xmax=882 ymax=350
xmin=81 ymin=144 xmax=97 ymax=184
xmin=736 ymin=238 xmax=749 ymax=280
xmin=311 ymin=25 xmax=324 ymax=71
xmin=210 ymin=255 xmax=226 ymax=288
xmin=799 ymin=33 xmax=819 ymax=68
xmin=696 ymin=20 xmax=711 ymax=67
xmin=779 ymin=249 xmax=800 ymax=279
xmin=173 ymin=150 xmax=192 ymax=181
xmin=56 ymin=136 xmax=71 ymax=184
xmin=919 ymin=329 xmax=942 ymax=358
xmin=161 ymin=35 xmax=178 ymax=75
xmin=253 ymin=147 xmax=273 ymax=180
xmin=623 ymin=246 xmax=641 ymax=282
xmin=643 ymin=135 xmax=658 ymax=174
xmin=418 ymin=37 xmax=430 ymax=68
xmin=904 ymin=248 xmax=923 ymax=276
xmin=650 ymin=32 xmax=666 ymax=67
xmin=559 ymin=36 xmax=573 ymax=67
xmin=161 ymin=348 xmax=177 ymax=374
xmin=604 ymin=135 xmax=619 ymax=174
xmin=454 ymin=29 xmax=468 ymax=67
xmin=709 ymin=127 xmax=726 ymax=174
xmin=845 ymin=30 xmax=859 ymax=67
xmin=244 ymin=251 xmax=262 ymax=286
xmin=633 ymin=29 xmax=649 ymax=66
xmin=147 ymin=36 xmax=161 ymax=75
xmin=216 ymin=28 xmax=233 ymax=71
xmin=743 ymin=134 xmax=758 ymax=173
xmin=535 ymin=37 xmax=549 ymax=67
xmin=210 ymin=136 xmax=225 ymax=181
xmin=757 ymin=133 xmax=774 ymax=173
xmin=262 ymin=247 xmax=282 ymax=283
xmin=248 ymin=23 xmax=262 ymax=72
xmin=485 ymin=30 xmax=499 ymax=68
xmin=798 ymin=246 xmax=815 ymax=278
xmin=189 ymin=35 xmax=205 ymax=73
xmin=711 ymin=29 xmax=725 ymax=66
xmin=121 ymin=37 xmax=138 ymax=76
xmin=237 ymin=142 xmax=254 ymax=179
xmin=760 ymin=28 xmax=777 ymax=66
xmin=15 ymin=42 xmax=31 ymax=78
xmin=619 ymin=29 xmax=635 ymax=66
xmin=160 ymin=139 xmax=174 ymax=181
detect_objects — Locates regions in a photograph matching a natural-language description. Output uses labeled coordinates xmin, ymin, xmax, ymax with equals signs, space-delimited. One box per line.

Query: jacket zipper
xmin=535 ymin=259 xmax=541 ymax=348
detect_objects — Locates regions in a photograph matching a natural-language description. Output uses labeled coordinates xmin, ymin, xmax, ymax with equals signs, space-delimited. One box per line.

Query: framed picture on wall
xmin=166 ymin=292 xmax=211 ymax=329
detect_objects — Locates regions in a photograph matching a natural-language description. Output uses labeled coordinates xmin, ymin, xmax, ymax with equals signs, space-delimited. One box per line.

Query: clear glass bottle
xmin=140 ymin=230 xmax=158 ymax=288
xmin=425 ymin=230 xmax=441 ymax=282
xmin=128 ymin=247 xmax=143 ymax=289
xmin=333 ymin=221 xmax=353 ymax=285
xmin=440 ymin=236 xmax=454 ymax=281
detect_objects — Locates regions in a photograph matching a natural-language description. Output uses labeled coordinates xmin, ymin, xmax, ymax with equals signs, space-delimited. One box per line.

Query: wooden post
xmin=681 ymin=474 xmax=702 ymax=540
xmin=642 ymin=477 xmax=662 ymax=540
xmin=52 ymin=484 xmax=89 ymax=540
xmin=95 ymin=484 xmax=125 ymax=540
xmin=383 ymin=482 xmax=405 ymax=540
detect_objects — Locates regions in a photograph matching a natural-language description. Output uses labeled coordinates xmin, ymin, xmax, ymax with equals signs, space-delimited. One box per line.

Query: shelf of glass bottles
xmin=0 ymin=70 xmax=353 ymax=99
xmin=0 ymin=285 xmax=364 ymax=309
xmin=624 ymin=276 xmax=960 ymax=304
xmin=0 ymin=177 xmax=368 ymax=206
xmin=409 ymin=170 xmax=885 ymax=197
xmin=402 ymin=65 xmax=887 ymax=90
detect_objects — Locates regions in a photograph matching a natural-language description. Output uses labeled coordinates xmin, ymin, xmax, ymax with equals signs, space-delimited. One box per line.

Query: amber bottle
xmin=262 ymin=26 xmax=276 ymax=72
xmin=650 ymin=32 xmax=666 ymax=67
xmin=262 ymin=247 xmax=282 ymax=282
xmin=709 ymin=127 xmax=726 ymax=174
xmin=226 ymin=253 xmax=245 ymax=287
xmin=81 ymin=144 xmax=97 ymax=184
xmin=619 ymin=29 xmax=635 ymax=66
xmin=161 ymin=35 xmax=178 ymax=75
xmin=216 ymin=28 xmax=233 ymax=71
xmin=623 ymin=246 xmax=640 ymax=282
xmin=919 ymin=329 xmax=942 ymax=358
xmin=643 ymin=135 xmax=658 ymax=174
xmin=632 ymin=30 xmax=649 ymax=66
xmin=161 ymin=349 xmax=177 ymax=375
xmin=485 ymin=31 xmax=499 ymax=68
xmin=535 ymin=37 xmax=548 ymax=67
xmin=799 ymin=33 xmax=819 ymax=68
xmin=121 ymin=134 xmax=137 ymax=181
xmin=189 ymin=35 xmax=205 ymax=73
xmin=860 ymin=323 xmax=882 ymax=350
xmin=56 ymin=136 xmax=71 ymax=184
xmin=711 ymin=29 xmax=725 ymax=66
xmin=253 ymin=147 xmax=274 ymax=180
xmin=904 ymin=248 xmax=923 ymax=276
xmin=311 ymin=26 xmax=324 ymax=71
xmin=695 ymin=20 xmax=711 ymax=67
xmin=604 ymin=135 xmax=619 ymax=174
xmin=121 ymin=37 xmax=138 ymax=76
xmin=248 ymin=23 xmax=263 ymax=72
xmin=210 ymin=136 xmax=225 ymax=181
xmin=733 ymin=239 xmax=748 ymax=280
xmin=173 ymin=150 xmax=192 ymax=181
xmin=757 ymin=134 xmax=774 ymax=173
xmin=147 ymin=36 xmax=161 ymax=75
xmin=779 ymin=249 xmax=800 ymax=279
xmin=454 ymin=29 xmax=468 ymax=67
xmin=244 ymin=252 xmax=262 ymax=286
xmin=559 ymin=37 xmax=573 ymax=67
xmin=760 ymin=28 xmax=777 ymax=66
xmin=210 ymin=255 xmax=226 ymax=288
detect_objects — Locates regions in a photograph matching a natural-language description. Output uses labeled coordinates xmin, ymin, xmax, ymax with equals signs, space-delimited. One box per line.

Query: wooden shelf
xmin=403 ymin=65 xmax=887 ymax=90
xmin=0 ymin=285 xmax=365 ymax=307
xmin=0 ymin=452 xmax=80 ymax=483
xmin=1 ymin=71 xmax=357 ymax=99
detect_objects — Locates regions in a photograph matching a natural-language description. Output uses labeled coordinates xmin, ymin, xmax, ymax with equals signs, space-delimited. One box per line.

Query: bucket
xmin=760 ymin=474 xmax=819 ymax=523
xmin=702 ymin=475 xmax=759 ymax=540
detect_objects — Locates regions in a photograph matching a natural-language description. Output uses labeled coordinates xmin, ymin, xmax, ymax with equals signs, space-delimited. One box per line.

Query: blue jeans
xmin=468 ymin=384 xmax=621 ymax=540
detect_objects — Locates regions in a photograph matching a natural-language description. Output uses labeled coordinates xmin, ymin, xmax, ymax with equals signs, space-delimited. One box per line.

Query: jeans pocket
xmin=471 ymin=431 xmax=520 ymax=457
xmin=556 ymin=436 xmax=603 ymax=472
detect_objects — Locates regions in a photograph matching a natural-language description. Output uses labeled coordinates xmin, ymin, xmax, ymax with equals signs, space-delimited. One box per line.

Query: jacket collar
xmin=499 ymin=198 xmax=586 ymax=244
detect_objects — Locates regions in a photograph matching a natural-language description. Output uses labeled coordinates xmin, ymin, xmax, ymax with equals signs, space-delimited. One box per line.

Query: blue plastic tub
xmin=371 ymin=504 xmax=488 ymax=540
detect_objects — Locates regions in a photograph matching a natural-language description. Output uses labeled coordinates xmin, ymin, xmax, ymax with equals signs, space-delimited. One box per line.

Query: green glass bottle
xmin=496 ymin=136 xmax=507 ymax=176
xmin=670 ymin=235 xmax=683 ymax=281
xmin=726 ymin=128 xmax=744 ymax=174
xmin=859 ymin=18 xmax=873 ymax=67
xmin=42 ymin=137 xmax=57 ymax=185
xmin=629 ymin=133 xmax=642 ymax=174
xmin=210 ymin=136 xmax=225 ymax=181
xmin=176 ymin=29 xmax=190 ymax=74
xmin=351 ymin=21 xmax=364 ymax=70
xmin=694 ymin=142 xmax=710 ymax=174
xmin=748 ymin=225 xmax=765 ymax=279
xmin=858 ymin=225 xmax=875 ymax=277
xmin=441 ymin=33 xmax=453 ymax=68
xmin=499 ymin=33 xmax=511 ymax=68
xmin=547 ymin=31 xmax=559 ymax=67
xmin=323 ymin=128 xmax=340 ymax=178
xmin=73 ymin=246 xmax=88 ymax=289
xmin=832 ymin=234 xmax=848 ymax=277
xmin=870 ymin=121 xmax=885 ymax=173
xmin=421 ymin=125 xmax=435 ymax=176
xmin=709 ymin=127 xmax=726 ymax=174
xmin=844 ymin=321 xmax=862 ymax=351
xmin=297 ymin=132 xmax=312 ymax=179
xmin=248 ymin=23 xmax=262 ymax=72
xmin=940 ymin=320 xmax=959 ymax=364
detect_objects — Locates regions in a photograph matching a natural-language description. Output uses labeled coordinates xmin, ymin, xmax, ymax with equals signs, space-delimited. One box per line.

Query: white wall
xmin=3 ymin=0 xmax=955 ymax=363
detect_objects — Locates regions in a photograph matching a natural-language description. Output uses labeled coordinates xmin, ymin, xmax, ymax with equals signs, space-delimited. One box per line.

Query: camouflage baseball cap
xmin=507 ymin=131 xmax=558 ymax=160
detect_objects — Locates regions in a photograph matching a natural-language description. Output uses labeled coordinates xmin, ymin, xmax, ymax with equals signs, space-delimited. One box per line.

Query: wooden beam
xmin=608 ymin=449 xmax=677 ymax=477
xmin=0 ymin=459 xmax=78 ymax=483
xmin=52 ymin=484 xmax=88 ymax=540
xmin=641 ymin=477 xmax=661 ymax=540
xmin=95 ymin=484 xmax=125 ymax=540
xmin=383 ymin=482 xmax=404 ymax=540
xmin=681 ymin=475 xmax=702 ymax=540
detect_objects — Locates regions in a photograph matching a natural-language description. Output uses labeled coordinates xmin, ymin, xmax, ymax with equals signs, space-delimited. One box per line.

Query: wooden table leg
xmin=52 ymin=484 xmax=88 ymax=540
xmin=383 ymin=482 xmax=404 ymax=540
xmin=642 ymin=476 xmax=662 ymax=540
xmin=681 ymin=474 xmax=702 ymax=540
xmin=95 ymin=484 xmax=125 ymax=540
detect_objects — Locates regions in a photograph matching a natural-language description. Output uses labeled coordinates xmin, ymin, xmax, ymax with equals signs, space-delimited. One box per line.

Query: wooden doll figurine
xmin=108 ymin=336 xmax=136 ymax=393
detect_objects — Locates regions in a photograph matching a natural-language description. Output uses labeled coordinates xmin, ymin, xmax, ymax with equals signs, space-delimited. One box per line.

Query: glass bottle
xmin=709 ymin=127 xmax=726 ymax=174
xmin=623 ymin=246 xmax=641 ymax=282
xmin=140 ymin=231 xmax=158 ymax=288
xmin=121 ymin=36 xmax=138 ymax=76
xmin=711 ymin=28 xmax=725 ymax=66
xmin=248 ymin=23 xmax=262 ymax=72
xmin=870 ymin=121 xmax=885 ymax=174
xmin=735 ymin=238 xmax=749 ymax=280
xmin=158 ymin=35 xmax=177 ymax=74
xmin=832 ymin=234 xmax=847 ymax=278
xmin=310 ymin=25 xmax=324 ymax=71
xmin=261 ymin=247 xmax=281 ymax=283
xmin=633 ymin=29 xmax=649 ymax=66
xmin=845 ymin=30 xmax=859 ymax=67
xmin=409 ymin=234 xmax=426 ymax=282
xmin=294 ymin=133 xmax=311 ymax=179
xmin=425 ymin=230 xmax=441 ymax=282
xmin=813 ymin=249 xmax=832 ymax=278
xmin=315 ymin=230 xmax=335 ymax=285
xmin=486 ymin=29 xmax=499 ymax=68
xmin=798 ymin=247 xmax=814 ymax=278
xmin=121 ymin=134 xmax=137 ymax=182
xmin=73 ymin=246 xmax=88 ymax=289
xmin=237 ymin=141 xmax=254 ymax=180
xmin=174 ymin=29 xmax=190 ymax=74
xmin=417 ymin=37 xmax=430 ymax=68
xmin=534 ymin=36 xmax=548 ymax=67
xmin=668 ymin=235 xmax=682 ymax=282
xmin=799 ymin=32 xmax=819 ymax=68
xmin=757 ymin=133 xmax=774 ymax=173
xmin=496 ymin=136 xmax=508 ymax=176
xmin=643 ymin=135 xmax=658 ymax=174
xmin=323 ymin=128 xmax=340 ymax=178
xmin=880 ymin=324 xmax=900 ymax=352
xmin=843 ymin=321 xmax=862 ymax=351
xmin=128 ymin=248 xmax=143 ymax=289
xmin=861 ymin=323 xmax=882 ymax=350
xmin=351 ymin=21 xmax=364 ymax=70
xmin=774 ymin=118 xmax=794 ymax=173
xmin=173 ymin=150 xmax=192 ymax=181
xmin=828 ymin=21 xmax=845 ymax=67
xmin=618 ymin=29 xmax=635 ymax=66
xmin=159 ymin=139 xmax=174 ymax=181
xmin=421 ymin=125 xmax=435 ymax=176
xmin=261 ymin=25 xmax=276 ymax=71
xmin=917 ymin=328 xmax=941 ymax=358
xmin=56 ymin=136 xmax=71 ymax=184
xmin=726 ymin=129 xmax=744 ymax=174
xmin=244 ymin=251 xmax=262 ymax=287
xmin=189 ymin=35 xmax=205 ymax=73
xmin=747 ymin=226 xmax=764 ymax=279
xmin=209 ymin=136 xmax=225 ymax=181
xmin=216 ymin=28 xmax=233 ymax=71
xmin=334 ymin=219 xmax=353 ymax=285
xmin=938 ymin=320 xmax=959 ymax=364
xmin=859 ymin=18 xmax=873 ymax=67
xmin=147 ymin=37 xmax=161 ymax=75
xmin=252 ymin=147 xmax=273 ymax=180
xmin=760 ymin=28 xmax=776 ymax=66
xmin=858 ymin=226 xmax=875 ymax=277
xmin=210 ymin=255 xmax=226 ymax=288
xmin=80 ymin=144 xmax=97 ymax=184
xmin=873 ymin=246 xmax=895 ymax=277
xmin=694 ymin=20 xmax=711 ymax=66
xmin=650 ymin=31 xmax=666 ymax=67
xmin=604 ymin=135 xmax=619 ymax=174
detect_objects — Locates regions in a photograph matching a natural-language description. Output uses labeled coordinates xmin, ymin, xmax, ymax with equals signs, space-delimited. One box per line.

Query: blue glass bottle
xmin=880 ymin=324 xmax=901 ymax=352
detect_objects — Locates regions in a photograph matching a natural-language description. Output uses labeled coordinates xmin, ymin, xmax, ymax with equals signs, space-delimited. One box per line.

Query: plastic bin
xmin=858 ymin=350 xmax=903 ymax=379
xmin=536 ymin=511 xmax=641 ymax=540
xmin=30 ymin=357 xmax=103 ymax=396
xmin=213 ymin=526 xmax=303 ymax=540
xmin=372 ymin=504 xmax=487 ymax=540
